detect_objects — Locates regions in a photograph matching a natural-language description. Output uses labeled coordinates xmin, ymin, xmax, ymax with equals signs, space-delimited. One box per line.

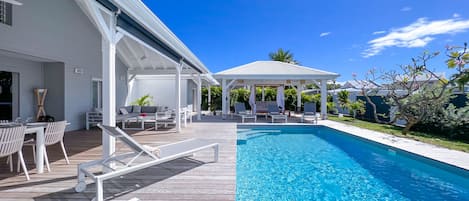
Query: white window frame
xmin=92 ymin=78 xmax=103 ymax=109
xmin=0 ymin=1 xmax=12 ymax=26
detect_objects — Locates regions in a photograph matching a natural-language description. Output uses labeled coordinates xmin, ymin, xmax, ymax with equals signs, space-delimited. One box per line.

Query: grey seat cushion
xmin=125 ymin=106 xmax=133 ymax=114
xmin=116 ymin=113 xmax=139 ymax=121
xmin=131 ymin=105 xmax=141 ymax=113
xmin=141 ymin=106 xmax=157 ymax=113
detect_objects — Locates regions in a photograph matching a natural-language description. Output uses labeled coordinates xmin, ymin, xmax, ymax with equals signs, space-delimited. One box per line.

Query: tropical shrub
xmin=349 ymin=100 xmax=366 ymax=118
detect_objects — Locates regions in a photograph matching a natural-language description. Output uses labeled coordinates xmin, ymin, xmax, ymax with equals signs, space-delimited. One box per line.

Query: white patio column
xmin=296 ymin=85 xmax=303 ymax=112
xmin=221 ymin=79 xmax=227 ymax=118
xmin=208 ymin=85 xmax=211 ymax=110
xmin=226 ymin=86 xmax=231 ymax=115
xmin=101 ymin=38 xmax=117 ymax=158
xmin=197 ymin=74 xmax=202 ymax=120
xmin=261 ymin=86 xmax=265 ymax=101
xmin=320 ymin=79 xmax=328 ymax=119
xmin=175 ymin=62 xmax=182 ymax=132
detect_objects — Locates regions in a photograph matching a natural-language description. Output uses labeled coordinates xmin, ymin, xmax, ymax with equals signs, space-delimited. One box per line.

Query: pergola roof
xmin=78 ymin=0 xmax=218 ymax=84
xmin=214 ymin=61 xmax=339 ymax=81
xmin=112 ymin=0 xmax=209 ymax=74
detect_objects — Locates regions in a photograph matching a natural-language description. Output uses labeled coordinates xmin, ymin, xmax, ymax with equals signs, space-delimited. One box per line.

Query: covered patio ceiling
xmin=213 ymin=61 xmax=340 ymax=118
xmin=116 ymin=35 xmax=217 ymax=85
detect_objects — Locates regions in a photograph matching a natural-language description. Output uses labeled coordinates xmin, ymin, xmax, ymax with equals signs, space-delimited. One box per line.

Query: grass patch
xmin=328 ymin=116 xmax=469 ymax=152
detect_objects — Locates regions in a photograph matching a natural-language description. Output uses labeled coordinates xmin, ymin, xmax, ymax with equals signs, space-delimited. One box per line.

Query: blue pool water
xmin=236 ymin=126 xmax=469 ymax=201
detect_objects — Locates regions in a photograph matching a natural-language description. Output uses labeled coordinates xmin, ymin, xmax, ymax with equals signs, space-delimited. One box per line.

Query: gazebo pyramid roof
xmin=214 ymin=61 xmax=339 ymax=80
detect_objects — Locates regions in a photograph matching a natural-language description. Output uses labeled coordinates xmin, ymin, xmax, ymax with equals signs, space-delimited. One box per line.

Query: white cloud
xmin=319 ymin=32 xmax=331 ymax=37
xmin=362 ymin=17 xmax=469 ymax=58
xmin=372 ymin=30 xmax=386 ymax=35
xmin=400 ymin=6 xmax=412 ymax=12
xmin=453 ymin=13 xmax=460 ymax=18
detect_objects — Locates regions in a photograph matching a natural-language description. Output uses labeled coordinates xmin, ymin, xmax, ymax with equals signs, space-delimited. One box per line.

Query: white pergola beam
xmin=296 ymin=84 xmax=303 ymax=111
xmin=320 ymin=79 xmax=328 ymax=119
xmin=197 ymin=74 xmax=202 ymax=120
xmin=80 ymin=0 xmax=112 ymax=40
xmin=221 ymin=79 xmax=227 ymax=118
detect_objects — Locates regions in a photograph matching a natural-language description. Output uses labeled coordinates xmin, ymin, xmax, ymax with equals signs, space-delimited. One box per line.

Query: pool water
xmin=236 ymin=126 xmax=469 ymax=201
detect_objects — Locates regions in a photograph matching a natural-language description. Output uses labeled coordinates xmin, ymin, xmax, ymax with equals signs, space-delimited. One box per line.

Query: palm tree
xmin=268 ymin=48 xmax=299 ymax=64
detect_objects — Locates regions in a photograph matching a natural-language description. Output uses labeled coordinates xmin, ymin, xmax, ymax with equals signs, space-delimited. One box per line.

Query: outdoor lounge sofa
xmin=234 ymin=102 xmax=256 ymax=123
xmin=75 ymin=124 xmax=219 ymax=201
xmin=255 ymin=101 xmax=277 ymax=116
xmin=117 ymin=105 xmax=181 ymax=130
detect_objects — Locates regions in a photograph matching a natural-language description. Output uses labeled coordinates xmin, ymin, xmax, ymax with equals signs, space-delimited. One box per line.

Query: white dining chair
xmin=23 ymin=121 xmax=69 ymax=172
xmin=0 ymin=126 xmax=29 ymax=180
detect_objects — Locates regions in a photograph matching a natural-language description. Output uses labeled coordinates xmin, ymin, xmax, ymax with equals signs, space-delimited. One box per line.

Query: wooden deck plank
xmin=0 ymin=122 xmax=237 ymax=201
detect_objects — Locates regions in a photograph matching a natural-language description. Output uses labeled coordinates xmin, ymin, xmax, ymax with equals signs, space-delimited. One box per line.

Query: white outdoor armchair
xmin=23 ymin=121 xmax=69 ymax=172
xmin=0 ymin=126 xmax=29 ymax=180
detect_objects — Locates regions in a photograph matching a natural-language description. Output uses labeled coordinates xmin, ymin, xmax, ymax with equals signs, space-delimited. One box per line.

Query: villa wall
xmin=129 ymin=78 xmax=189 ymax=109
xmin=0 ymin=55 xmax=44 ymax=119
xmin=0 ymin=0 xmax=129 ymax=130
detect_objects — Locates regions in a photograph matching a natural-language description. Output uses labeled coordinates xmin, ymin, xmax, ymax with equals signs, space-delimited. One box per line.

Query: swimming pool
xmin=236 ymin=125 xmax=469 ymax=201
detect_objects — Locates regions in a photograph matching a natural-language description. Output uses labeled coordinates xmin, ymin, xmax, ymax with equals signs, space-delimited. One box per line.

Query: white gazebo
xmin=213 ymin=61 xmax=340 ymax=119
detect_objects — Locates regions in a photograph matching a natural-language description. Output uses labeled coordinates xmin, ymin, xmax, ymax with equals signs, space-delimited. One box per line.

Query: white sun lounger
xmin=301 ymin=102 xmax=318 ymax=124
xmin=75 ymin=124 xmax=219 ymax=201
xmin=234 ymin=102 xmax=256 ymax=123
xmin=267 ymin=104 xmax=287 ymax=123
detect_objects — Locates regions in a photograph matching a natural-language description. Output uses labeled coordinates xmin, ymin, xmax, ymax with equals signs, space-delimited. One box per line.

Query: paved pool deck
xmin=319 ymin=120 xmax=469 ymax=171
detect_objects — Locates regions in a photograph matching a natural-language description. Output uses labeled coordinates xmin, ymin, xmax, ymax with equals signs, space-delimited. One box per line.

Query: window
xmin=0 ymin=1 xmax=12 ymax=26
xmin=92 ymin=79 xmax=103 ymax=109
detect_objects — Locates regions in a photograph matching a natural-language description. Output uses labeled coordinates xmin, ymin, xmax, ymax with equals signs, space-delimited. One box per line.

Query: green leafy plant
xmin=349 ymin=100 xmax=366 ymax=119
xmin=132 ymin=94 xmax=153 ymax=106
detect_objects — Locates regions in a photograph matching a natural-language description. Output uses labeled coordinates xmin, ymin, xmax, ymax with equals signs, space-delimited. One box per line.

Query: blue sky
xmin=142 ymin=0 xmax=469 ymax=81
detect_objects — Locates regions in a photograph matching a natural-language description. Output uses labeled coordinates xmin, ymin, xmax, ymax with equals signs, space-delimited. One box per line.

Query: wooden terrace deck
xmin=0 ymin=121 xmax=237 ymax=201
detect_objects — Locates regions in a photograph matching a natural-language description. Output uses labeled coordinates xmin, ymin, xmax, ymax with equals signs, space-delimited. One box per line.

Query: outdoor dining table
xmin=24 ymin=124 xmax=47 ymax=174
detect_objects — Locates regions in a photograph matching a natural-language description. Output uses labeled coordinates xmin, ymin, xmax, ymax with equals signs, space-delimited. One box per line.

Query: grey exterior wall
xmin=115 ymin=58 xmax=128 ymax=109
xmin=0 ymin=0 xmax=129 ymax=130
xmin=44 ymin=62 xmax=65 ymax=121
